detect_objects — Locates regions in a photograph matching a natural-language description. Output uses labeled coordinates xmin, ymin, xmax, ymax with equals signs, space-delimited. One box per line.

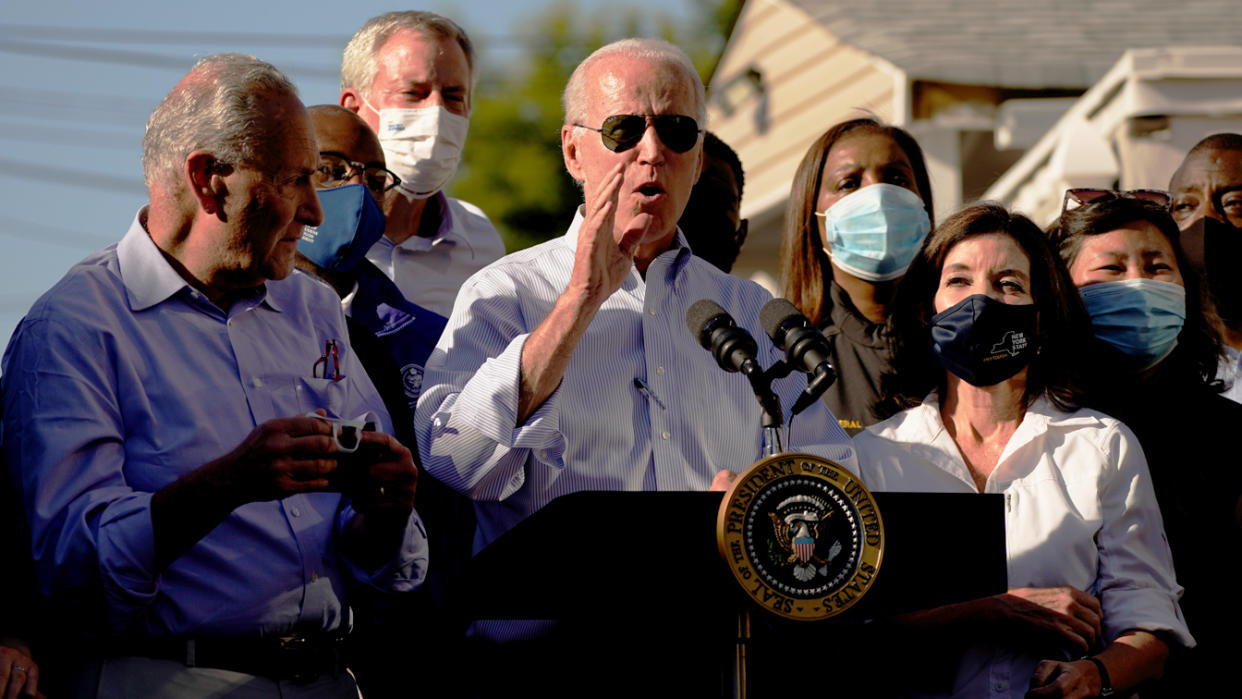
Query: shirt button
xmin=648 ymin=308 xmax=656 ymax=316
xmin=291 ymin=507 xmax=301 ymax=517
xmin=656 ymin=366 xmax=665 ymax=375
xmin=661 ymin=431 xmax=670 ymax=440
xmin=252 ymin=377 xmax=263 ymax=388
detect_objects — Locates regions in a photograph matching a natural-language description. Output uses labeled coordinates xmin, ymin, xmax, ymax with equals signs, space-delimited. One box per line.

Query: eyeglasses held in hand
xmin=312 ymin=339 xmax=344 ymax=382
xmin=574 ymin=114 xmax=702 ymax=154
xmin=1062 ymin=188 xmax=1172 ymax=216
xmin=305 ymin=412 xmax=379 ymax=452
xmin=313 ymin=152 xmax=401 ymax=195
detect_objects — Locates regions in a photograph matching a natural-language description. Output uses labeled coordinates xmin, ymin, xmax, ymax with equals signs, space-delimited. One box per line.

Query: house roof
xmin=787 ymin=0 xmax=1242 ymax=89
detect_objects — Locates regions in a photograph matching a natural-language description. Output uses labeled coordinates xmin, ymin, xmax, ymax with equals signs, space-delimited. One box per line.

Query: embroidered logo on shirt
xmin=401 ymin=363 xmax=424 ymax=399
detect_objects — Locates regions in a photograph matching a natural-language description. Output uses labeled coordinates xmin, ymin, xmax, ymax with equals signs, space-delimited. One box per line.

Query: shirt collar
xmin=394 ymin=191 xmax=475 ymax=254
xmin=118 ymin=208 xmax=192 ymax=312
xmin=918 ymin=390 xmax=1099 ymax=430
xmin=828 ymin=281 xmax=891 ymax=346
xmin=117 ymin=207 xmax=279 ymax=314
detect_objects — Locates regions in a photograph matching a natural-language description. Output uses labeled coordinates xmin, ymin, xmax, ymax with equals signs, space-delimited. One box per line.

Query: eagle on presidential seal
xmin=769 ymin=494 xmax=843 ymax=582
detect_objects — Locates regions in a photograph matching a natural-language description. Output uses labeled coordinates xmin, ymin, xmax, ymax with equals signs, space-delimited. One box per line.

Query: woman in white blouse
xmin=855 ymin=204 xmax=1191 ymax=698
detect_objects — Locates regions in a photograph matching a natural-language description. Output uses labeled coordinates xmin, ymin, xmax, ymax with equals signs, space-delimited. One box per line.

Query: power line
xmin=0 ymin=38 xmax=340 ymax=79
xmin=0 ymin=86 xmax=155 ymax=121
xmin=0 ymin=23 xmax=539 ymax=48
xmin=0 ymin=123 xmax=138 ymax=150
xmin=0 ymin=24 xmax=348 ymax=47
xmin=0 ymin=157 xmax=145 ymax=195
xmin=0 ymin=215 xmax=118 ymax=252
xmin=0 ymin=37 xmax=197 ymax=71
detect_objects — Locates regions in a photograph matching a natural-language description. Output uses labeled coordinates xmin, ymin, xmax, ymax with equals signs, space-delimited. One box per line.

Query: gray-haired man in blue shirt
xmin=2 ymin=54 xmax=427 ymax=698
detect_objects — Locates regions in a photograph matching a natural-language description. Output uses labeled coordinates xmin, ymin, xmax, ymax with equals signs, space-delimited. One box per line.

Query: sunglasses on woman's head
xmin=1062 ymin=188 xmax=1172 ymax=216
xmin=574 ymin=114 xmax=701 ymax=154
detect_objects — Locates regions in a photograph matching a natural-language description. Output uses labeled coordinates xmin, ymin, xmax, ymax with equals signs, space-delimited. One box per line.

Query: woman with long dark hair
xmin=780 ymin=117 xmax=933 ymax=433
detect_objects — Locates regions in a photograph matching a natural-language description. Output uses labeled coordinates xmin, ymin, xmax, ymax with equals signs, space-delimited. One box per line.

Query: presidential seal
xmin=717 ymin=453 xmax=884 ymax=621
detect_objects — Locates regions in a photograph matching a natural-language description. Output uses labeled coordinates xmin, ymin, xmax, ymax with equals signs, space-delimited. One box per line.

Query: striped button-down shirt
xmin=416 ymin=209 xmax=855 ymax=553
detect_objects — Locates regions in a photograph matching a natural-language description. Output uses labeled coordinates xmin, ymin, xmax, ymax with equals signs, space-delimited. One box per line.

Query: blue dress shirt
xmin=416 ymin=209 xmax=857 ymax=554
xmin=1 ymin=210 xmax=428 ymax=639
xmin=364 ymin=192 xmax=505 ymax=318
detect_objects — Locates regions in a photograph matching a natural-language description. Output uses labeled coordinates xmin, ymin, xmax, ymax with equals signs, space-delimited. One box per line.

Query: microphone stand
xmin=731 ymin=359 xmax=800 ymax=699
xmin=744 ymin=360 xmax=797 ymax=457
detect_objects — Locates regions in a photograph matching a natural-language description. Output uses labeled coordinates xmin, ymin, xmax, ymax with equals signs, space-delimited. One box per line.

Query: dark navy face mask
xmin=298 ymin=183 xmax=386 ymax=272
xmin=1179 ymin=215 xmax=1242 ymax=325
xmin=930 ymin=294 xmax=1038 ymax=386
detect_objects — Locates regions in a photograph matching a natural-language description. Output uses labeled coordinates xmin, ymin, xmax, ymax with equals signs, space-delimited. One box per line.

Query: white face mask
xmin=361 ymin=97 xmax=469 ymax=200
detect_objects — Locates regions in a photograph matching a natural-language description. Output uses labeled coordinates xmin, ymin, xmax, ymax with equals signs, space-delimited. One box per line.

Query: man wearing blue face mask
xmin=298 ymin=105 xmax=447 ymax=426
xmin=296 ymin=105 xmax=470 ymax=696
xmin=339 ymin=11 xmax=504 ymax=320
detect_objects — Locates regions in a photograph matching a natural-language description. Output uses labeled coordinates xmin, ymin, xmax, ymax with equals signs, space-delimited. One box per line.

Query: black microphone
xmin=686 ymin=299 xmax=760 ymax=375
xmin=760 ymin=298 xmax=833 ymax=376
xmin=760 ymin=298 xmax=837 ymax=416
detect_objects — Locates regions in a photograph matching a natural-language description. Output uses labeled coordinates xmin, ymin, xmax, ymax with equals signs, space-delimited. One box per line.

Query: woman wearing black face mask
xmin=854 ymin=205 xmax=1190 ymax=699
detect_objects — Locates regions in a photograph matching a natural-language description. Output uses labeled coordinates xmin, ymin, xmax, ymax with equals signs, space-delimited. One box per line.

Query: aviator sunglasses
xmin=575 ymin=114 xmax=702 ymax=154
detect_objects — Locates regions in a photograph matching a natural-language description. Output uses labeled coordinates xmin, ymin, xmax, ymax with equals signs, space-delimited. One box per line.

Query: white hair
xmin=142 ymin=54 xmax=297 ymax=190
xmin=340 ymin=11 xmax=475 ymax=100
xmin=562 ymin=38 xmax=706 ymax=126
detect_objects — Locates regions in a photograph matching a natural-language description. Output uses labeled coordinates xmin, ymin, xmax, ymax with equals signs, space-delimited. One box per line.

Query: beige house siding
xmin=707 ymin=0 xmax=900 ymax=281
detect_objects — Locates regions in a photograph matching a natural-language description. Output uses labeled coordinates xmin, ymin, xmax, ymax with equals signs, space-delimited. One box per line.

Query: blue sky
xmin=0 ymin=0 xmax=697 ymax=350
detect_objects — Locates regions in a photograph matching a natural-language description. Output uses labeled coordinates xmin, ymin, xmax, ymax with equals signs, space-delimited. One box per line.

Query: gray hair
xmin=341 ymin=11 xmax=475 ymax=100
xmin=142 ymin=54 xmax=298 ymax=190
xmin=562 ymin=38 xmax=706 ymax=126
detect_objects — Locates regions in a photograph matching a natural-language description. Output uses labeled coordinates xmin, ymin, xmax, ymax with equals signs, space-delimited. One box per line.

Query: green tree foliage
xmin=449 ymin=0 xmax=742 ymax=252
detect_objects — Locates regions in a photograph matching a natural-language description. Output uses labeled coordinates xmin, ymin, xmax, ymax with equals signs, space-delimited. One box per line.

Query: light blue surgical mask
xmin=298 ymin=184 xmax=385 ymax=272
xmin=1079 ymin=278 xmax=1186 ymax=369
xmin=816 ymin=183 xmax=931 ymax=282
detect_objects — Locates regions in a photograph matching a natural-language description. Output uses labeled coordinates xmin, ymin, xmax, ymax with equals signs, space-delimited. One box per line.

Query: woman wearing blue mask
xmin=855 ymin=204 xmax=1189 ymax=698
xmin=1053 ymin=192 xmax=1242 ymax=695
xmin=780 ymin=118 xmax=933 ymax=434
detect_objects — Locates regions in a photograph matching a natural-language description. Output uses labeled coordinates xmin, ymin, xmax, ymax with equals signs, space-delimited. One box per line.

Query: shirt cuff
xmin=453 ymin=332 xmax=565 ymax=452
xmin=336 ymin=505 xmax=430 ymax=593
xmin=96 ymin=492 xmax=161 ymax=629
xmin=1103 ymin=587 xmax=1195 ymax=648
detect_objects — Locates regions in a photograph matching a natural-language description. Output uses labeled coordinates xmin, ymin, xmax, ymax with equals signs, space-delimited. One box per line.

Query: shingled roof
xmin=788 ymin=0 xmax=1242 ymax=88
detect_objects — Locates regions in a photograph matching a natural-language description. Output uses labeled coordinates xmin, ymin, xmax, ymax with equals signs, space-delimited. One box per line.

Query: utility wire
xmin=0 ymin=215 xmax=119 ymax=252
xmin=0 ymin=23 xmax=538 ymax=48
xmin=0 ymin=86 xmax=155 ymax=118
xmin=0 ymin=123 xmax=138 ymax=150
xmin=0 ymin=38 xmax=340 ymax=78
xmin=0 ymin=157 xmax=145 ymax=195
xmin=0 ymin=24 xmax=349 ymax=46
